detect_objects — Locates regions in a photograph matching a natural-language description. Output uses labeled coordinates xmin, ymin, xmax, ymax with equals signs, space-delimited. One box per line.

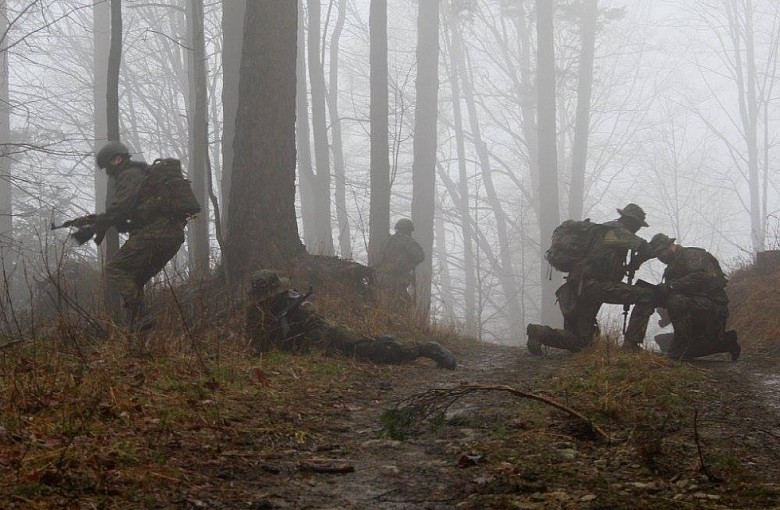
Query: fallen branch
xmin=382 ymin=383 xmax=609 ymax=441
xmin=694 ymin=409 xmax=724 ymax=483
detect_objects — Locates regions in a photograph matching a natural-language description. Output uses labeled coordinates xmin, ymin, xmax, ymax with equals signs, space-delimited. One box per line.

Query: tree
xmin=93 ymin=0 xmax=109 ymax=265
xmin=186 ymin=0 xmax=210 ymax=277
xmin=536 ymin=0 xmax=561 ymax=325
xmin=225 ymin=0 xmax=304 ymax=280
xmin=410 ymin=0 xmax=440 ymax=321
xmin=220 ymin=0 xmax=245 ymax=230
xmin=368 ymin=0 xmax=390 ymax=265
xmin=304 ymin=0 xmax=334 ymax=255
xmin=568 ymin=0 xmax=597 ymax=220
xmin=0 ymin=0 xmax=11 ymax=248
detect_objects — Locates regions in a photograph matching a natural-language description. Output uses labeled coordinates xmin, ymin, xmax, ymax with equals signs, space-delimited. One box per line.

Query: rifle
xmin=51 ymin=214 xmax=104 ymax=245
xmin=622 ymin=249 xmax=638 ymax=335
xmin=274 ymin=287 xmax=314 ymax=322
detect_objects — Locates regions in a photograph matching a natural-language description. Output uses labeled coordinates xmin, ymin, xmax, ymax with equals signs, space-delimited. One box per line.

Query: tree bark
xmin=329 ymin=0 xmax=351 ymax=259
xmin=220 ymin=0 xmax=245 ymax=230
xmin=368 ymin=0 xmax=390 ymax=265
xmin=536 ymin=0 xmax=561 ymax=325
xmin=0 ymin=0 xmax=11 ymax=247
xmin=410 ymin=0 xmax=440 ymax=322
xmin=186 ymin=0 xmax=211 ymax=278
xmin=306 ymin=0 xmax=334 ymax=255
xmin=225 ymin=0 xmax=304 ymax=281
xmin=568 ymin=0 xmax=598 ymax=221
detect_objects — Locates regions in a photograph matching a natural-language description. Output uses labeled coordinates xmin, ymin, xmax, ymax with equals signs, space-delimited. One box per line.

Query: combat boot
xmin=726 ymin=330 xmax=741 ymax=361
xmin=526 ymin=323 xmax=545 ymax=356
xmin=418 ymin=342 xmax=457 ymax=370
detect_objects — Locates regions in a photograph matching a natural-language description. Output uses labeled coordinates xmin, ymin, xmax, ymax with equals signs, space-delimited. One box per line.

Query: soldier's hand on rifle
xmin=92 ymin=215 xmax=111 ymax=245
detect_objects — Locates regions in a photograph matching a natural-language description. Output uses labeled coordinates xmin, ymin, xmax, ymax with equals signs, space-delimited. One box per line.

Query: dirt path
xmin=208 ymin=344 xmax=780 ymax=510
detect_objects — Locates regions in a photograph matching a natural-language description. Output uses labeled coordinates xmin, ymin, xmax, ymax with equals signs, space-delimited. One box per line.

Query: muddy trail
xmin=174 ymin=343 xmax=780 ymax=510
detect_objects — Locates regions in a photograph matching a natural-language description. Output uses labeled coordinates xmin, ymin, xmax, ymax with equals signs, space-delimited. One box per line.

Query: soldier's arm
xmin=668 ymin=252 xmax=726 ymax=294
xmin=410 ymin=239 xmax=425 ymax=265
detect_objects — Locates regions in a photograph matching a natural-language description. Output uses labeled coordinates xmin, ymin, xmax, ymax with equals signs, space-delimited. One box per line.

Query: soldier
xmin=93 ymin=141 xmax=199 ymax=331
xmin=373 ymin=218 xmax=425 ymax=313
xmin=245 ymin=270 xmax=456 ymax=370
xmin=527 ymin=203 xmax=656 ymax=354
xmin=643 ymin=233 xmax=740 ymax=360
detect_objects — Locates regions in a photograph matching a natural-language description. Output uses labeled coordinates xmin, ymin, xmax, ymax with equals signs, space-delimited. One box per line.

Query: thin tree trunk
xmin=536 ymin=0 xmax=561 ymax=325
xmin=410 ymin=0 xmax=440 ymax=322
xmin=186 ymin=0 xmax=210 ymax=278
xmin=443 ymin=23 xmax=476 ymax=335
xmin=104 ymin=0 xmax=123 ymax=317
xmin=368 ymin=0 xmax=390 ymax=265
xmin=296 ymin=0 xmax=317 ymax=252
xmin=329 ymin=0 xmax=351 ymax=259
xmin=0 ymin=0 xmax=11 ymax=246
xmin=220 ymin=0 xmax=245 ymax=231
xmin=307 ymin=0 xmax=334 ymax=255
xmin=568 ymin=0 xmax=598 ymax=221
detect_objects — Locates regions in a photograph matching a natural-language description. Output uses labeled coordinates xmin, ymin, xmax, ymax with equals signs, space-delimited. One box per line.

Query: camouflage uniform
xmin=96 ymin=145 xmax=188 ymax=328
xmin=374 ymin=219 xmax=425 ymax=313
xmin=246 ymin=271 xmax=456 ymax=369
xmin=528 ymin=205 xmax=655 ymax=354
xmin=641 ymin=234 xmax=739 ymax=360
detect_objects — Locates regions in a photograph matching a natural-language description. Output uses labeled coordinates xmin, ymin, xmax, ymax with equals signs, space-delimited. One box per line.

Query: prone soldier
xmin=245 ymin=270 xmax=457 ymax=369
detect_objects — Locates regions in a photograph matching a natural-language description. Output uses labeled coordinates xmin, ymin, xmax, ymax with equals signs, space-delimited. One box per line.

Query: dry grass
xmin=728 ymin=263 xmax=780 ymax=357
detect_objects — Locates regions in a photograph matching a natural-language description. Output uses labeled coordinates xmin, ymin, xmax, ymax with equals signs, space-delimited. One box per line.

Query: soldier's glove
xmin=92 ymin=216 xmax=111 ymax=245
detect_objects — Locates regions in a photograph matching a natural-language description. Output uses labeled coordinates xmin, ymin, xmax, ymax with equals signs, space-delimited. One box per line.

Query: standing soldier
xmin=373 ymin=218 xmax=425 ymax=313
xmin=93 ymin=141 xmax=200 ymax=331
xmin=527 ymin=203 xmax=656 ymax=354
xmin=643 ymin=233 xmax=740 ymax=360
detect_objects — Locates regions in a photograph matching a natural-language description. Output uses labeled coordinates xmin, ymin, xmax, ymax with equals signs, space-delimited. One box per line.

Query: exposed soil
xmin=2 ymin=340 xmax=780 ymax=509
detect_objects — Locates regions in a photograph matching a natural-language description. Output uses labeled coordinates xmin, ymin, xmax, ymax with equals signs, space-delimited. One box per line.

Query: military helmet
xmin=95 ymin=140 xmax=129 ymax=169
xmin=648 ymin=233 xmax=676 ymax=256
xmin=394 ymin=218 xmax=415 ymax=234
xmin=616 ymin=203 xmax=649 ymax=227
xmin=249 ymin=270 xmax=291 ymax=299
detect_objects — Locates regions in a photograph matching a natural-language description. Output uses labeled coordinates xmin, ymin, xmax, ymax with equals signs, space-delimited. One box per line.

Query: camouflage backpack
xmin=137 ymin=158 xmax=201 ymax=221
xmin=545 ymin=219 xmax=608 ymax=273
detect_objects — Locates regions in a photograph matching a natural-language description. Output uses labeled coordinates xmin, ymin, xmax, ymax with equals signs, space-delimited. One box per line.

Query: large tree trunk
xmin=568 ymin=0 xmax=598 ymax=221
xmin=306 ymin=0 xmax=334 ymax=255
xmin=225 ymin=0 xmax=304 ymax=281
xmin=410 ymin=0 xmax=440 ymax=322
xmin=536 ymin=0 xmax=561 ymax=326
xmin=368 ymin=0 xmax=390 ymax=265
xmin=220 ymin=0 xmax=245 ymax=230
xmin=104 ymin=0 xmax=123 ymax=317
xmin=186 ymin=0 xmax=210 ymax=278
xmin=329 ymin=0 xmax=351 ymax=259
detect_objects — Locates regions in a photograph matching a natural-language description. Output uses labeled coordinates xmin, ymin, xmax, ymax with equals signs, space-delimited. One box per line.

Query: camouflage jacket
xmin=101 ymin=159 xmax=147 ymax=228
xmin=576 ymin=219 xmax=649 ymax=282
xmin=374 ymin=233 xmax=425 ymax=278
xmin=663 ymin=246 xmax=727 ymax=301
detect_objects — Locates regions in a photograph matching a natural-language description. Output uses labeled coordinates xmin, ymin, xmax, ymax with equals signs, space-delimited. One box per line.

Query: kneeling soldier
xmin=245 ymin=270 xmax=456 ymax=370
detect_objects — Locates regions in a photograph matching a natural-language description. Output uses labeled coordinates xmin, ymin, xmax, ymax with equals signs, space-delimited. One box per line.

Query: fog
xmin=1 ymin=0 xmax=778 ymax=343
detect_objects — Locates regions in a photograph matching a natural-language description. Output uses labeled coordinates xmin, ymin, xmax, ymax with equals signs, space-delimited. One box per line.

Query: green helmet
xmin=394 ymin=218 xmax=414 ymax=235
xmin=648 ymin=233 xmax=676 ymax=256
xmin=95 ymin=141 xmax=129 ymax=169
xmin=249 ymin=270 xmax=291 ymax=299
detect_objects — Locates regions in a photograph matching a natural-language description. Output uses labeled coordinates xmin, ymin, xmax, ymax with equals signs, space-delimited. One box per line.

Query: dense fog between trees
xmin=1 ymin=0 xmax=778 ymax=343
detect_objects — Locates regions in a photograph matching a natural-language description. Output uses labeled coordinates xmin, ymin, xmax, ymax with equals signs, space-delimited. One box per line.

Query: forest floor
xmin=1 ymin=334 xmax=779 ymax=509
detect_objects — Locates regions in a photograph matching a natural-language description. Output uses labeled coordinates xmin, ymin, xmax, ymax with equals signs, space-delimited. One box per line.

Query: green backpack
xmin=137 ymin=158 xmax=201 ymax=221
xmin=545 ymin=219 xmax=608 ymax=273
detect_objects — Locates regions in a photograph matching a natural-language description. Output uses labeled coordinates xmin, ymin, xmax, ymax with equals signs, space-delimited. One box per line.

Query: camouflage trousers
xmin=532 ymin=278 xmax=655 ymax=352
xmin=104 ymin=218 xmax=185 ymax=323
xmin=664 ymin=294 xmax=730 ymax=358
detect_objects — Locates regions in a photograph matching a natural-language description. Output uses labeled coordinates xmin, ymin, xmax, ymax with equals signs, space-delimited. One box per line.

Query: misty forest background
xmin=0 ymin=0 xmax=778 ymax=344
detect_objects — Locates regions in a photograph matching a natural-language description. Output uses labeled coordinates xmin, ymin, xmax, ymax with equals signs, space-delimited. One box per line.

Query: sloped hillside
xmin=728 ymin=260 xmax=780 ymax=358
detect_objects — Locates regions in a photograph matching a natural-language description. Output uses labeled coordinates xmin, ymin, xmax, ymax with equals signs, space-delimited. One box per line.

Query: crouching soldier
xmin=245 ymin=270 xmax=456 ymax=370
xmin=642 ymin=233 xmax=740 ymax=361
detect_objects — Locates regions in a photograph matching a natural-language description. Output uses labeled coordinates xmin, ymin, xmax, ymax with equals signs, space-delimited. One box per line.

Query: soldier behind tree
xmin=641 ymin=233 xmax=740 ymax=361
xmin=373 ymin=218 xmax=425 ymax=313
xmin=245 ymin=270 xmax=456 ymax=369
xmin=93 ymin=141 xmax=198 ymax=331
xmin=527 ymin=203 xmax=656 ymax=354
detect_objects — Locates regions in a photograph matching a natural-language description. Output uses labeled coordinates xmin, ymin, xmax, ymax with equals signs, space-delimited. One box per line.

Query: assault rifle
xmin=622 ymin=250 xmax=638 ymax=335
xmin=275 ymin=286 xmax=314 ymax=322
xmin=51 ymin=214 xmax=105 ymax=246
